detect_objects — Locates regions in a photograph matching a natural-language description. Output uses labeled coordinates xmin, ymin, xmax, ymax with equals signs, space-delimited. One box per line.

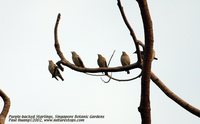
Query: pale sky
xmin=0 ymin=0 xmax=200 ymax=124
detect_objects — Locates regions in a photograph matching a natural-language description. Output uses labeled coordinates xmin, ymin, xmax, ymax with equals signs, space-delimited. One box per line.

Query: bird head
xmin=122 ymin=51 xmax=126 ymax=55
xmin=48 ymin=60 xmax=53 ymax=63
xmin=97 ymin=54 xmax=102 ymax=58
xmin=71 ymin=51 xmax=76 ymax=55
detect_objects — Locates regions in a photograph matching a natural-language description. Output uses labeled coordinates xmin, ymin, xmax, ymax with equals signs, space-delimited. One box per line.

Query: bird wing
xmin=104 ymin=60 xmax=108 ymax=67
xmin=78 ymin=57 xmax=85 ymax=67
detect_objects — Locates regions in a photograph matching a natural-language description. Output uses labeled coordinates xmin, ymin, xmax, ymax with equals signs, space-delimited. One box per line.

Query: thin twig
xmin=106 ymin=72 xmax=141 ymax=82
xmin=100 ymin=73 xmax=112 ymax=83
xmin=107 ymin=50 xmax=116 ymax=66
xmin=84 ymin=73 xmax=105 ymax=76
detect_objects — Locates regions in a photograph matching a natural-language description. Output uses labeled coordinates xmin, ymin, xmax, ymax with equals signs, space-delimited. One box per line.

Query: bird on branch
xmin=97 ymin=54 xmax=108 ymax=75
xmin=121 ymin=51 xmax=131 ymax=74
xmin=71 ymin=51 xmax=85 ymax=68
xmin=134 ymin=50 xmax=158 ymax=61
xmin=48 ymin=60 xmax=64 ymax=81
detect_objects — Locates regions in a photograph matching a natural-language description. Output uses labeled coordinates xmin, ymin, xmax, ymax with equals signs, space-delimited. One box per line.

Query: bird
xmin=48 ymin=60 xmax=64 ymax=81
xmin=71 ymin=51 xmax=85 ymax=68
xmin=134 ymin=50 xmax=158 ymax=61
xmin=152 ymin=49 xmax=158 ymax=60
xmin=120 ymin=51 xmax=131 ymax=74
xmin=97 ymin=54 xmax=108 ymax=75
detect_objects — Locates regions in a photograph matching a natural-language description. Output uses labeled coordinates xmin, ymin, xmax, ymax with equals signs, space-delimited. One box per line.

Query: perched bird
xmin=48 ymin=60 xmax=64 ymax=81
xmin=97 ymin=54 xmax=108 ymax=75
xmin=134 ymin=50 xmax=158 ymax=61
xmin=71 ymin=51 xmax=85 ymax=68
xmin=152 ymin=49 xmax=158 ymax=60
xmin=120 ymin=51 xmax=131 ymax=74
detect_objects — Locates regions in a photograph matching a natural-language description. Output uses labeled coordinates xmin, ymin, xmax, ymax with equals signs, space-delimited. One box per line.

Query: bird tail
xmin=54 ymin=76 xmax=59 ymax=81
xmin=58 ymin=74 xmax=64 ymax=81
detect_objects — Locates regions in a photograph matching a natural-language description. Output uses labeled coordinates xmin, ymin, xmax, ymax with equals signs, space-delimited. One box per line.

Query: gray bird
xmin=71 ymin=51 xmax=85 ymax=68
xmin=97 ymin=54 xmax=108 ymax=75
xmin=121 ymin=51 xmax=131 ymax=74
xmin=48 ymin=60 xmax=64 ymax=81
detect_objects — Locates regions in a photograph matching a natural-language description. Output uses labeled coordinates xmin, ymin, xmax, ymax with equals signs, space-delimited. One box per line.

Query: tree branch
xmin=54 ymin=13 xmax=141 ymax=74
xmin=136 ymin=0 xmax=154 ymax=124
xmin=0 ymin=89 xmax=11 ymax=124
xmin=150 ymin=72 xmax=200 ymax=117
xmin=107 ymin=50 xmax=116 ymax=66
xmin=59 ymin=59 xmax=140 ymax=73
xmin=54 ymin=13 xmax=69 ymax=63
xmin=107 ymin=72 xmax=142 ymax=82
xmin=117 ymin=0 xmax=142 ymax=63
xmin=134 ymin=36 xmax=199 ymax=117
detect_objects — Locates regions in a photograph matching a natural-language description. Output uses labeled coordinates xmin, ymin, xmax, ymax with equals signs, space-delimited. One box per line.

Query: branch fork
xmin=50 ymin=0 xmax=200 ymax=121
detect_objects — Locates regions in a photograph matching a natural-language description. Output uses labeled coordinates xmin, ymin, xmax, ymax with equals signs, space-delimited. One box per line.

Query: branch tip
xmin=58 ymin=13 xmax=61 ymax=19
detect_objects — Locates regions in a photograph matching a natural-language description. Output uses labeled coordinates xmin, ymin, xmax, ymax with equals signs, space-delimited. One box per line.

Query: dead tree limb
xmin=135 ymin=0 xmax=155 ymax=124
xmin=0 ymin=89 xmax=11 ymax=124
xmin=151 ymin=72 xmax=200 ymax=117
xmin=51 ymin=1 xmax=200 ymax=124
xmin=136 ymin=36 xmax=200 ymax=118
xmin=117 ymin=0 xmax=142 ymax=63
xmin=54 ymin=13 xmax=141 ymax=74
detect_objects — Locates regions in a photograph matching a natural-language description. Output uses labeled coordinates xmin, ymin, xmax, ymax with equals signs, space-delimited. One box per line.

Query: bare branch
xmin=151 ymin=72 xmax=200 ymax=117
xmin=107 ymin=50 xmax=116 ymax=66
xmin=107 ymin=71 xmax=142 ymax=82
xmin=54 ymin=13 xmax=69 ymax=63
xmin=137 ymin=40 xmax=145 ymax=50
xmin=60 ymin=59 xmax=140 ymax=74
xmin=84 ymin=73 xmax=105 ymax=77
xmin=135 ymin=0 xmax=154 ymax=123
xmin=135 ymin=38 xmax=199 ymax=116
xmin=100 ymin=73 xmax=112 ymax=83
xmin=54 ymin=13 xmax=141 ymax=74
xmin=0 ymin=89 xmax=11 ymax=124
xmin=117 ymin=0 xmax=142 ymax=63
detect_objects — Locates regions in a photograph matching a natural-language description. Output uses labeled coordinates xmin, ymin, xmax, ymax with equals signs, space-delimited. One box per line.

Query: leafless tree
xmin=50 ymin=0 xmax=200 ymax=124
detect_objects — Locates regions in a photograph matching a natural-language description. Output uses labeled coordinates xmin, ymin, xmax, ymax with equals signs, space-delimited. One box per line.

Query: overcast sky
xmin=0 ymin=0 xmax=200 ymax=124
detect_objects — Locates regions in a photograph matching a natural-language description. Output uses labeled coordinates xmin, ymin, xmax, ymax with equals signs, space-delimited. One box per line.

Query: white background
xmin=0 ymin=0 xmax=200 ymax=124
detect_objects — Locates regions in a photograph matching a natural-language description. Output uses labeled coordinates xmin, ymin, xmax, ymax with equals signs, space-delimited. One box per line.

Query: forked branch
xmin=136 ymin=38 xmax=200 ymax=117
xmin=117 ymin=0 xmax=142 ymax=63
xmin=54 ymin=13 xmax=141 ymax=74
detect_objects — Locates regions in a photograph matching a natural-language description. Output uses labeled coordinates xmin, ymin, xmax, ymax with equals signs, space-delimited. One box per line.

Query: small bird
xmin=97 ymin=54 xmax=108 ymax=75
xmin=121 ymin=51 xmax=131 ymax=74
xmin=134 ymin=50 xmax=158 ymax=61
xmin=152 ymin=49 xmax=158 ymax=60
xmin=71 ymin=51 xmax=85 ymax=68
xmin=48 ymin=60 xmax=64 ymax=81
